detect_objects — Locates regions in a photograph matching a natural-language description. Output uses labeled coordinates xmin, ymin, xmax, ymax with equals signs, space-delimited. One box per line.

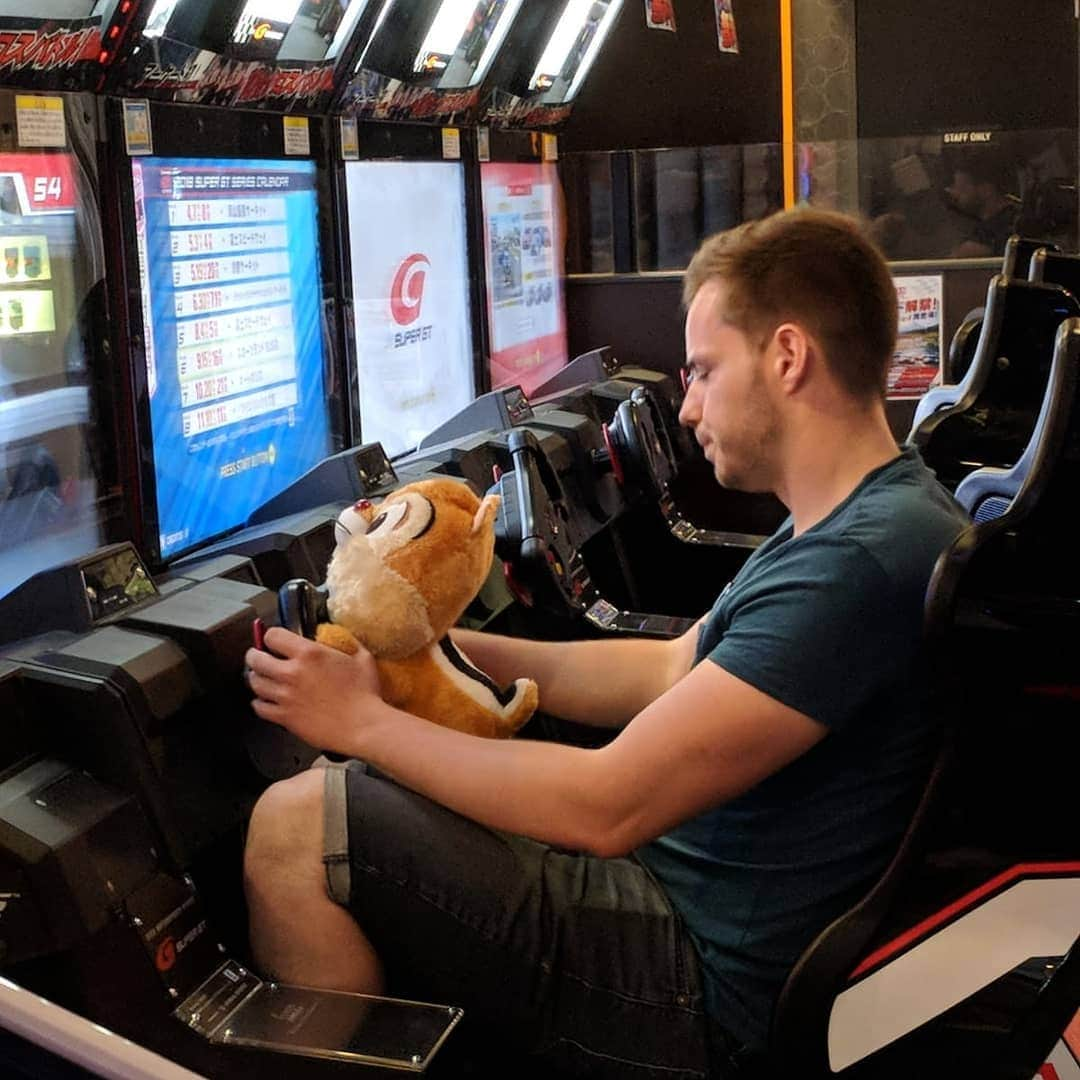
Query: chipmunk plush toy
xmin=315 ymin=478 xmax=538 ymax=738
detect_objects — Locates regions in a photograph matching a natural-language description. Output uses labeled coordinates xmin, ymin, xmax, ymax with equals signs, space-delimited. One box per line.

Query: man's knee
xmin=245 ymin=768 xmax=326 ymax=890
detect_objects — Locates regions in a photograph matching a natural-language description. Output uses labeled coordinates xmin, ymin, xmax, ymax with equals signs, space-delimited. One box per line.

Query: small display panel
xmin=353 ymin=443 xmax=397 ymax=489
xmin=0 ymin=145 xmax=103 ymax=602
xmin=345 ymin=160 xmax=475 ymax=458
xmin=480 ymin=161 xmax=567 ymax=395
xmin=81 ymin=546 xmax=157 ymax=622
xmin=131 ymin=156 xmax=332 ymax=561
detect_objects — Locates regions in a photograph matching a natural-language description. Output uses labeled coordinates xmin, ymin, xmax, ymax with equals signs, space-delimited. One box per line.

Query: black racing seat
xmin=1029 ymin=248 xmax=1080 ymax=298
xmin=760 ymin=366 xmax=1080 ymax=1076
xmin=945 ymin=305 xmax=984 ymax=384
xmin=954 ymin=319 xmax=1080 ymax=523
xmin=934 ymin=237 xmax=1061 ymax=398
xmin=908 ymin=276 xmax=1078 ymax=491
xmin=1000 ymin=233 xmax=1060 ymax=279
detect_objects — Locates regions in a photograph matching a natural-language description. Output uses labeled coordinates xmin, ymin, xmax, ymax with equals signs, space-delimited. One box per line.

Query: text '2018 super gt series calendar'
xmin=132 ymin=156 xmax=331 ymax=561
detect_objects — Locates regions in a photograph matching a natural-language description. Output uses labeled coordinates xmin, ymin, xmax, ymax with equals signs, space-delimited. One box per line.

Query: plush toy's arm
xmin=316 ymin=623 xmax=361 ymax=655
xmin=379 ymin=641 xmax=537 ymax=739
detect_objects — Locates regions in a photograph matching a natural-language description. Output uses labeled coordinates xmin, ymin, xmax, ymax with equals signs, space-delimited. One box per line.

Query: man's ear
xmin=471 ymin=494 xmax=500 ymax=535
xmin=771 ymin=323 xmax=812 ymax=393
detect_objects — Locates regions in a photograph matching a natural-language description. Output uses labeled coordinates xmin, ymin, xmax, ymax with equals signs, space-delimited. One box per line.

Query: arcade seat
xmin=937 ymin=236 xmax=1062 ymax=396
xmin=908 ymin=276 xmax=1078 ymax=491
xmin=754 ymin=321 xmax=1080 ymax=1080
xmin=1000 ymin=234 xmax=1061 ymax=280
xmin=954 ymin=319 xmax=1080 ymax=522
xmin=1029 ymin=247 xmax=1080 ymax=298
xmin=944 ymin=306 xmax=983 ymax=385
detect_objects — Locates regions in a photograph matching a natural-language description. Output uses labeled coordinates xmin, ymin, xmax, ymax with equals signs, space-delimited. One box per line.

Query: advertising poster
xmin=715 ymin=0 xmax=739 ymax=54
xmin=345 ymin=161 xmax=475 ymax=458
xmin=131 ymin=157 xmax=331 ymax=560
xmin=645 ymin=0 xmax=676 ymax=32
xmin=480 ymin=162 xmax=568 ymax=394
xmin=890 ymin=275 xmax=943 ymax=399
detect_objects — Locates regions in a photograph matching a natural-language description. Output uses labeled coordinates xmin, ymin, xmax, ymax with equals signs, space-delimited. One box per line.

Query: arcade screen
xmin=358 ymin=0 xmax=522 ymax=89
xmin=131 ymin=156 xmax=332 ymax=561
xmin=527 ymin=0 xmax=622 ymax=104
xmin=344 ymin=160 xmax=474 ymax=457
xmin=0 ymin=148 xmax=103 ymax=601
xmin=3 ymin=1 xmax=118 ymax=18
xmin=480 ymin=161 xmax=568 ymax=394
xmin=140 ymin=0 xmax=369 ymax=64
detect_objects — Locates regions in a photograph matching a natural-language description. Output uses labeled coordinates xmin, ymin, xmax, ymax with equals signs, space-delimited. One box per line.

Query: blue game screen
xmin=131 ymin=156 xmax=331 ymax=561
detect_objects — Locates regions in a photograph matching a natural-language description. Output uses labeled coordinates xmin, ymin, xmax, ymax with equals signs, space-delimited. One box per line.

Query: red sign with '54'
xmin=0 ymin=153 xmax=78 ymax=215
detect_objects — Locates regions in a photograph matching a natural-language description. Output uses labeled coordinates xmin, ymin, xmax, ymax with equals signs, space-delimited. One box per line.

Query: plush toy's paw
xmin=315 ymin=623 xmax=361 ymax=655
xmin=498 ymin=677 xmax=539 ymax=737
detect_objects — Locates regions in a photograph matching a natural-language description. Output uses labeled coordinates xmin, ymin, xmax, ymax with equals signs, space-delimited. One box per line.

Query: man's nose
xmin=679 ymin=382 xmax=699 ymax=427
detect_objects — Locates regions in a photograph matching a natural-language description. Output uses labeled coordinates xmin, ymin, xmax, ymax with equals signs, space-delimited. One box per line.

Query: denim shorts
xmin=322 ymin=760 xmax=718 ymax=1080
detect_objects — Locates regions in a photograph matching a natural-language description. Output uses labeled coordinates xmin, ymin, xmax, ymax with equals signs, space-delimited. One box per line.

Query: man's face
xmin=946 ymin=170 xmax=980 ymax=216
xmin=678 ymin=280 xmax=779 ymax=493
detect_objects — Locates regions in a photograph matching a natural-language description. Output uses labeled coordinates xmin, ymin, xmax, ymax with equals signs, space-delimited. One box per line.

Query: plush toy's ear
xmin=471 ymin=494 xmax=500 ymax=535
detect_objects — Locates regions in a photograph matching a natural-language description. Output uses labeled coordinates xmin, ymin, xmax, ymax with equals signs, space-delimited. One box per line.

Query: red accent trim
xmin=1065 ymin=1008 xmax=1080 ymax=1059
xmin=1025 ymin=684 xmax=1080 ymax=701
xmin=503 ymin=561 xmax=532 ymax=608
xmin=850 ymin=862 xmax=1080 ymax=980
xmin=602 ymin=423 xmax=625 ymax=486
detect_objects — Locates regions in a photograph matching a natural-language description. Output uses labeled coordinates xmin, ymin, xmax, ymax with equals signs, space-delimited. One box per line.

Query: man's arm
xmin=246 ymin=629 xmax=825 ymax=856
xmin=451 ymin=624 xmax=702 ymax=729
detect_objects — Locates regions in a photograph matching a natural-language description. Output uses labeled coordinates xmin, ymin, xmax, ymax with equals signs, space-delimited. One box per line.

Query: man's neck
xmin=776 ymin=409 xmax=901 ymax=537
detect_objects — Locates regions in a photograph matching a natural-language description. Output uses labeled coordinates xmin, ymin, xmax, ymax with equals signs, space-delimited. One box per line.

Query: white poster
xmin=345 ymin=161 xmax=475 ymax=457
xmin=890 ymin=274 xmax=943 ymax=399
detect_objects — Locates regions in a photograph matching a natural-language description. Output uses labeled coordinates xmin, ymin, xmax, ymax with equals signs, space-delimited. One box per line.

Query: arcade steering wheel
xmin=490 ymin=429 xmax=594 ymax=617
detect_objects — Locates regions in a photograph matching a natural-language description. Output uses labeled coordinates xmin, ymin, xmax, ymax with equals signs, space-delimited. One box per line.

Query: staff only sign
xmin=344 ymin=161 xmax=475 ymax=458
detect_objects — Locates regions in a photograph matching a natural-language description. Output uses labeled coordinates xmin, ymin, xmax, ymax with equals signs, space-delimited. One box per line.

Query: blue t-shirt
xmin=636 ymin=447 xmax=969 ymax=1054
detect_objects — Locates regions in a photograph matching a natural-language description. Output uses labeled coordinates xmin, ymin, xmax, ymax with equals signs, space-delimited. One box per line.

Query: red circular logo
xmin=390 ymin=254 xmax=430 ymax=326
xmin=155 ymin=936 xmax=177 ymax=972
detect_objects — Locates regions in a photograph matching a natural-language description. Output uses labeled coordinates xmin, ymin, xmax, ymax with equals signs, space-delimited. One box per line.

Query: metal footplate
xmin=585 ymin=598 xmax=695 ymax=639
xmin=128 ymin=874 xmax=462 ymax=1071
xmin=175 ymin=960 xmax=463 ymax=1071
xmin=660 ymin=494 xmax=766 ymax=550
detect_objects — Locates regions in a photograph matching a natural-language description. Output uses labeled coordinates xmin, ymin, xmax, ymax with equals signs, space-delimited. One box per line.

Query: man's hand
xmin=246 ymin=627 xmax=382 ymax=754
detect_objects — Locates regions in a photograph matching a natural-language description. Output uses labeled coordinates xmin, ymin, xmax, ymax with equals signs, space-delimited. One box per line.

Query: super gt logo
xmin=391 ymin=254 xmax=434 ymax=348
xmin=0 ymin=26 xmax=101 ymax=72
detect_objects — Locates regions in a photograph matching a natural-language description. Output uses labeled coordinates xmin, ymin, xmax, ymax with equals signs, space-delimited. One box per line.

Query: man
xmin=946 ymin=150 xmax=1020 ymax=258
xmin=243 ymin=209 xmax=968 ymax=1077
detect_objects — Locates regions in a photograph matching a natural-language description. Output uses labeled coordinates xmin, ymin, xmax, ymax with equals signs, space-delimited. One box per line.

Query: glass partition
xmin=801 ymin=128 xmax=1077 ymax=262
xmin=0 ymin=94 xmax=108 ymax=600
xmin=561 ymin=151 xmax=615 ymax=274
xmin=633 ymin=144 xmax=783 ymax=271
xmin=562 ymin=129 xmax=1076 ymax=276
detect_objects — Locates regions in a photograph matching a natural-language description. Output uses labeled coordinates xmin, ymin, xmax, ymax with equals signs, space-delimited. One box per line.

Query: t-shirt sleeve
xmin=705 ymin=538 xmax=919 ymax=731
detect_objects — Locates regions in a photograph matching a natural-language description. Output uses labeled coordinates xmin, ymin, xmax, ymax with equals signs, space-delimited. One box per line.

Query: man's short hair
xmin=949 ymin=146 xmax=1016 ymax=196
xmin=683 ymin=209 xmax=898 ymax=401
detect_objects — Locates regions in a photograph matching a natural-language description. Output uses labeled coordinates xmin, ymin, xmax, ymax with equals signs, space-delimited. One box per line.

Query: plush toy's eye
xmin=362 ymin=494 xmax=434 ymax=546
